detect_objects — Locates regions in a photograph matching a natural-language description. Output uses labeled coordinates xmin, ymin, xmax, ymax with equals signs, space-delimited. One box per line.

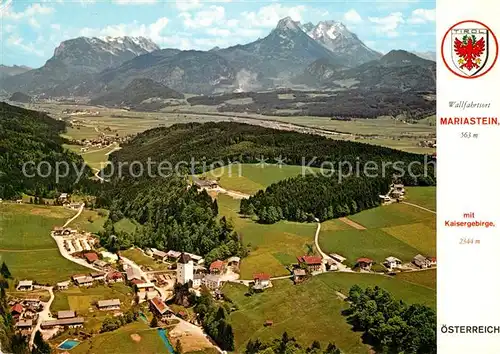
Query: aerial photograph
xmin=0 ymin=0 xmax=436 ymax=353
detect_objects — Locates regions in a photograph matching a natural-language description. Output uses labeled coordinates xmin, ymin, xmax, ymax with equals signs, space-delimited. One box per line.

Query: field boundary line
xmin=0 ymin=248 xmax=58 ymax=252
xmin=338 ymin=217 xmax=366 ymax=230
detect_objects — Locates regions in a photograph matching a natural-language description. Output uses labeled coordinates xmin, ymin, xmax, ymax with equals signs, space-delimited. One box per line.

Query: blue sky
xmin=0 ymin=0 xmax=435 ymax=68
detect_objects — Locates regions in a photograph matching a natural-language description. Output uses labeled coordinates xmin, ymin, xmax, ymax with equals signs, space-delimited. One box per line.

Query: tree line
xmin=346 ymin=285 xmax=436 ymax=353
xmin=246 ymin=332 xmax=341 ymax=354
xmin=241 ymin=174 xmax=392 ymax=223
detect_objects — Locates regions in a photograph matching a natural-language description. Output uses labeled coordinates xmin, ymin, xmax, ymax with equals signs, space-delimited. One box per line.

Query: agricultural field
xmin=0 ymin=203 xmax=88 ymax=284
xmin=51 ymin=283 xmax=135 ymax=332
xmin=223 ymin=272 xmax=435 ymax=353
xmin=396 ymin=269 xmax=437 ymax=290
xmin=60 ymin=322 xmax=169 ymax=354
xmin=217 ymin=195 xmax=316 ymax=278
xmin=70 ymin=209 xmax=109 ymax=234
xmin=200 ymin=163 xmax=317 ymax=195
xmin=404 ymin=186 xmax=437 ymax=211
xmin=319 ymin=187 xmax=436 ymax=265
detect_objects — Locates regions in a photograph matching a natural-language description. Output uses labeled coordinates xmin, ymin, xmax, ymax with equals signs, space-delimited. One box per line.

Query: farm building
xmin=253 ymin=273 xmax=271 ymax=290
xmin=84 ymin=252 xmax=99 ymax=263
xmin=209 ymin=260 xmax=225 ymax=274
xmin=413 ymin=254 xmax=431 ymax=269
xmin=165 ymin=250 xmax=181 ymax=261
xmin=136 ymin=282 xmax=155 ymax=292
xmin=53 ymin=226 xmax=64 ymax=236
xmin=97 ymin=299 xmax=121 ymax=311
xmin=152 ymin=249 xmax=168 ymax=261
xmin=15 ymin=320 xmax=33 ymax=332
xmin=149 ymin=297 xmax=171 ymax=321
xmin=16 ymin=280 xmax=33 ymax=291
xmin=384 ymin=256 xmax=402 ymax=270
xmin=293 ymin=269 xmax=306 ymax=284
xmin=106 ymin=272 xmax=124 ymax=283
xmin=185 ymin=252 xmax=204 ymax=265
xmin=297 ymin=256 xmax=323 ymax=272
xmin=11 ymin=304 xmax=23 ymax=318
xmin=57 ymin=281 xmax=70 ymax=290
xmin=126 ymin=267 xmax=142 ymax=281
xmin=192 ymin=176 xmax=218 ymax=189
xmin=57 ymin=310 xmax=76 ymax=319
xmin=74 ymin=276 xmax=93 ymax=287
xmin=427 ymin=256 xmax=437 ymax=266
xmin=90 ymin=272 xmax=106 ymax=281
xmin=356 ymin=258 xmax=374 ymax=270
xmin=94 ymin=260 xmax=108 ymax=268
xmin=41 ymin=317 xmax=84 ymax=329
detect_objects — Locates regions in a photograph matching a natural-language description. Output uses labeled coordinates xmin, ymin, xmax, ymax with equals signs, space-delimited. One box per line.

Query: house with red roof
xmin=149 ymin=297 xmax=171 ymax=321
xmin=427 ymin=256 xmax=437 ymax=267
xmin=297 ymin=256 xmax=323 ymax=272
xmin=356 ymin=258 xmax=374 ymax=270
xmin=106 ymin=272 xmax=124 ymax=283
xmin=11 ymin=303 xmax=24 ymax=318
xmin=253 ymin=273 xmax=271 ymax=290
xmin=209 ymin=260 xmax=225 ymax=274
xmin=84 ymin=252 xmax=99 ymax=264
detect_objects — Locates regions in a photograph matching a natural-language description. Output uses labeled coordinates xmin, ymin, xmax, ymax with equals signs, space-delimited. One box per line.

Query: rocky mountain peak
xmin=275 ymin=16 xmax=302 ymax=32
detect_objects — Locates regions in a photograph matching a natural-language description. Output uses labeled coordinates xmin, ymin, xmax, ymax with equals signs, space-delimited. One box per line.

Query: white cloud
xmin=343 ymin=9 xmax=362 ymax=24
xmin=179 ymin=5 xmax=225 ymax=28
xmin=206 ymin=28 xmax=231 ymax=37
xmin=6 ymin=34 xmax=44 ymax=56
xmin=241 ymin=4 xmax=306 ymax=28
xmin=175 ymin=0 xmax=202 ymax=11
xmin=408 ymin=8 xmax=435 ymax=24
xmin=3 ymin=3 xmax=54 ymax=20
xmin=368 ymin=12 xmax=404 ymax=37
xmin=112 ymin=0 xmax=157 ymax=4
xmin=28 ymin=17 xmax=40 ymax=29
xmin=51 ymin=23 xmax=61 ymax=31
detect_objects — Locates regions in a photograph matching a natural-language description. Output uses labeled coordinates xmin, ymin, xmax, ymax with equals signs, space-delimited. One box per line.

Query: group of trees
xmin=245 ymin=332 xmax=341 ymax=354
xmin=241 ymin=175 xmax=391 ymax=223
xmin=100 ymin=307 xmax=139 ymax=333
xmin=346 ymin=285 xmax=436 ymax=354
xmin=96 ymin=177 xmax=245 ymax=265
xmin=193 ymin=287 xmax=235 ymax=351
xmin=0 ymin=102 xmax=95 ymax=200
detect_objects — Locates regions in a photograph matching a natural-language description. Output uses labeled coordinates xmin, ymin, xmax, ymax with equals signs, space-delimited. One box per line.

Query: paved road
xmin=313 ymin=220 xmax=329 ymax=260
xmin=402 ymin=201 xmax=436 ymax=214
xmin=29 ymin=286 xmax=54 ymax=347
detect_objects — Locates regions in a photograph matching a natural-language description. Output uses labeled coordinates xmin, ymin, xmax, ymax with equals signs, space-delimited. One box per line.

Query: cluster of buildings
xmin=11 ymin=298 xmax=43 ymax=334
xmin=354 ymin=254 xmax=437 ymax=272
xmin=380 ymin=183 xmax=406 ymax=204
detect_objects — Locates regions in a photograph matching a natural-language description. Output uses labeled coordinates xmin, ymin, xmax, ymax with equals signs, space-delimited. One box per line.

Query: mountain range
xmin=1 ymin=17 xmax=436 ymax=97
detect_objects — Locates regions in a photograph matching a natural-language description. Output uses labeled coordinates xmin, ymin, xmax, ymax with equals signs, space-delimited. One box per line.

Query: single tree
xmin=1 ymin=262 xmax=11 ymax=279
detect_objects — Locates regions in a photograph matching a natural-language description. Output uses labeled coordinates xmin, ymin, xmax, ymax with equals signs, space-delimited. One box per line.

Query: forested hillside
xmin=97 ymin=176 xmax=244 ymax=264
xmin=109 ymin=122 xmax=436 ymax=186
xmin=0 ymin=102 xmax=92 ymax=199
xmin=240 ymin=174 xmax=391 ymax=223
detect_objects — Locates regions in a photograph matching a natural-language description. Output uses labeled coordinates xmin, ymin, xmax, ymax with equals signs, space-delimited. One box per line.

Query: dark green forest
xmin=96 ymin=176 xmax=244 ymax=264
xmin=240 ymin=174 xmax=391 ymax=223
xmin=108 ymin=121 xmax=435 ymax=186
xmin=0 ymin=102 xmax=92 ymax=199
xmin=346 ymin=285 xmax=436 ymax=354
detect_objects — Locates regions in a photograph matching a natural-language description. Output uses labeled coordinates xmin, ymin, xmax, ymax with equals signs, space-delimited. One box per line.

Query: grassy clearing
xmin=52 ymin=283 xmax=135 ymax=332
xmin=223 ymin=273 xmax=436 ymax=353
xmin=348 ymin=203 xmax=435 ymax=229
xmin=8 ymin=289 xmax=52 ymax=302
xmin=405 ymin=186 xmax=436 ymax=211
xmin=70 ymin=209 xmax=109 ymax=234
xmin=218 ymin=195 xmax=316 ymax=278
xmin=0 ymin=203 xmax=88 ymax=284
xmin=120 ymin=248 xmax=169 ymax=271
xmin=114 ymin=218 xmax=140 ymax=234
xmin=382 ymin=222 xmax=436 ymax=256
xmin=396 ymin=269 xmax=436 ymax=290
xmin=319 ymin=228 xmax=421 ymax=264
xmin=67 ymin=322 xmax=167 ymax=354
xmin=201 ymin=164 xmax=315 ymax=195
